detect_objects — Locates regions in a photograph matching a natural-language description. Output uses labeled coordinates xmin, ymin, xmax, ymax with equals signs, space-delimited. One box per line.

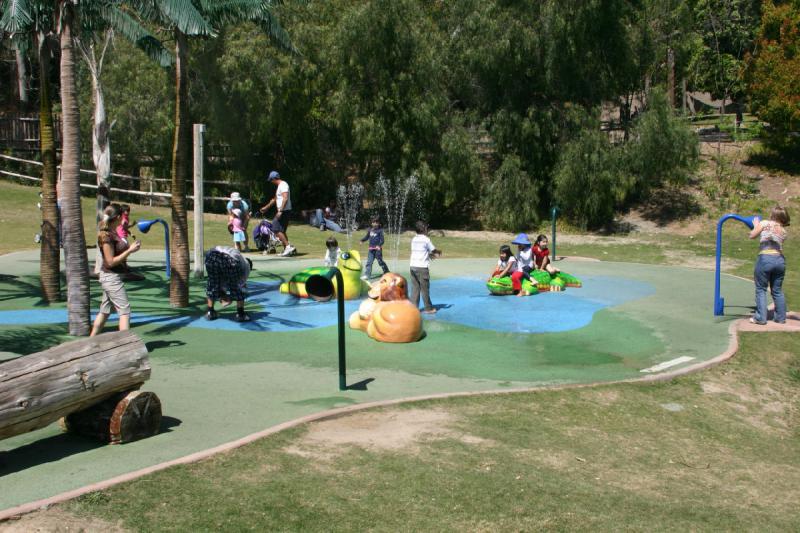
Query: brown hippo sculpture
xmin=349 ymin=272 xmax=423 ymax=343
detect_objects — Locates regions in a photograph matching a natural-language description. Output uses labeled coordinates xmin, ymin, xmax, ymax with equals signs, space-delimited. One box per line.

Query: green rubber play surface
xmin=0 ymin=251 xmax=753 ymax=511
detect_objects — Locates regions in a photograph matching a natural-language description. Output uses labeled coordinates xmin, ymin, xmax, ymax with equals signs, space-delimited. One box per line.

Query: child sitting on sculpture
xmin=533 ymin=234 xmax=559 ymax=275
xmin=490 ymin=245 xmax=517 ymax=284
xmin=324 ymin=236 xmax=341 ymax=267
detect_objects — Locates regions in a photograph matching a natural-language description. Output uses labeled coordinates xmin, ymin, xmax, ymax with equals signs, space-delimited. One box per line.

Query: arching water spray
xmin=375 ymin=175 xmax=421 ymax=270
xmin=336 ymin=182 xmax=365 ymax=249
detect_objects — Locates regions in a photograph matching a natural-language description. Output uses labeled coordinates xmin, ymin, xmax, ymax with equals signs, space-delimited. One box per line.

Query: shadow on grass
xmin=637 ymin=187 xmax=704 ymax=227
xmin=0 ymin=325 xmax=68 ymax=355
xmin=0 ymin=275 xmax=60 ymax=308
xmin=744 ymin=149 xmax=800 ymax=175
xmin=0 ymin=417 xmax=182 ymax=476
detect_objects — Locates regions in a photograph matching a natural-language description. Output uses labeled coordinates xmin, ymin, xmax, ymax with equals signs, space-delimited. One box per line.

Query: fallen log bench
xmin=0 ymin=330 xmax=161 ymax=444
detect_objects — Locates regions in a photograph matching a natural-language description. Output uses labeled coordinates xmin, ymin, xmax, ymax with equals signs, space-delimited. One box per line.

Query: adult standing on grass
xmin=90 ymin=204 xmax=141 ymax=336
xmin=260 ymin=171 xmax=296 ymax=257
xmin=227 ymin=192 xmax=251 ymax=252
xmin=749 ymin=206 xmax=790 ymax=325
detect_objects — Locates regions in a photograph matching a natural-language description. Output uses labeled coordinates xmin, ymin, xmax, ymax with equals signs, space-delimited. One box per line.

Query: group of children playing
xmin=490 ymin=233 xmax=558 ymax=296
xmin=322 ymin=218 xmax=441 ymax=313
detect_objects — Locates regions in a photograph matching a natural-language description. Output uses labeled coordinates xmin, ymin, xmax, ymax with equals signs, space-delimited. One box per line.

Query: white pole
xmin=193 ymin=123 xmax=206 ymax=278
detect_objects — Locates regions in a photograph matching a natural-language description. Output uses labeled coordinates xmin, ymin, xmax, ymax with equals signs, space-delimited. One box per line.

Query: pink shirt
xmin=231 ymin=217 xmax=245 ymax=233
xmin=116 ymin=212 xmax=130 ymax=240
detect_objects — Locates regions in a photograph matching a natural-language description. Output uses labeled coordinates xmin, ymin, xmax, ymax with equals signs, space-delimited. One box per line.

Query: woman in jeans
xmin=749 ymin=206 xmax=790 ymax=324
xmin=90 ymin=203 xmax=141 ymax=336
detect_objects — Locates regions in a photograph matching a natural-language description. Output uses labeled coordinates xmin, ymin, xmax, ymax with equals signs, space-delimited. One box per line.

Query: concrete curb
xmin=0 ymin=315 xmax=756 ymax=522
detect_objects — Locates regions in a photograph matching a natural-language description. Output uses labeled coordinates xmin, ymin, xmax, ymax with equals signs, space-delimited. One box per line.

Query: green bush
xmin=480 ymin=155 xmax=540 ymax=231
xmin=554 ymin=130 xmax=632 ymax=230
xmin=625 ymin=89 xmax=699 ymax=199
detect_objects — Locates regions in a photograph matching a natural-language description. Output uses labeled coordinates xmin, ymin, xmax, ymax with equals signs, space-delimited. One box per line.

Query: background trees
xmin=3 ymin=0 xmax=792 ymax=243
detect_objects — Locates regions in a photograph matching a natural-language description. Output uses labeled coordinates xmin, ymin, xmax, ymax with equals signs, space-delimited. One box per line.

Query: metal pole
xmin=551 ymin=206 xmax=559 ymax=261
xmin=334 ymin=268 xmax=347 ymax=391
xmin=193 ymin=124 xmax=206 ymax=278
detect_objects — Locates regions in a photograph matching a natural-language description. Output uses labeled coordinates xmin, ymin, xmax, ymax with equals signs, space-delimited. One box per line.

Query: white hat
xmin=232 ymin=208 xmax=242 ymax=217
xmin=230 ymin=192 xmax=241 ymax=201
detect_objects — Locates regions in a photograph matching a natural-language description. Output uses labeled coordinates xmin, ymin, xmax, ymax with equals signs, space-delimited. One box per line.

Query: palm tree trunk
xmin=39 ymin=33 xmax=61 ymax=303
xmin=15 ymin=47 xmax=29 ymax=109
xmin=60 ymin=3 xmax=91 ymax=336
xmin=169 ymin=29 xmax=190 ymax=308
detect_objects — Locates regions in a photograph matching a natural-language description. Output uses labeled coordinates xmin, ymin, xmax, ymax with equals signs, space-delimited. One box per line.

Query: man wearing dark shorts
xmin=259 ymin=170 xmax=296 ymax=256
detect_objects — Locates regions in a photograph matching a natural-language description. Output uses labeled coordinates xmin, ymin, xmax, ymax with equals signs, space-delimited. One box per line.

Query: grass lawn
xmin=2 ymin=178 xmax=799 ymax=530
xmin=61 ymin=333 xmax=799 ymax=531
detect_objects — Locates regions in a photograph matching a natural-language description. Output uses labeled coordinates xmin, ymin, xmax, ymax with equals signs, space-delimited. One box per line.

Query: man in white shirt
xmin=409 ymin=221 xmax=441 ymax=314
xmin=259 ymin=171 xmax=296 ymax=256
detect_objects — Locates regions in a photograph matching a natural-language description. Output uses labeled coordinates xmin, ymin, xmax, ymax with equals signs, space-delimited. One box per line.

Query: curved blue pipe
xmin=714 ymin=213 xmax=756 ymax=316
xmin=137 ymin=219 xmax=171 ymax=279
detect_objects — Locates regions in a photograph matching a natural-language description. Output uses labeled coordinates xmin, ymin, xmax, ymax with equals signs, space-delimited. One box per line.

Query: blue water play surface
xmin=0 ymin=276 xmax=654 ymax=334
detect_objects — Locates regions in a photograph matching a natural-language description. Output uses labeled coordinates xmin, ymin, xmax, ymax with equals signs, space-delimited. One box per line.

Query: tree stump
xmin=62 ymin=390 xmax=162 ymax=444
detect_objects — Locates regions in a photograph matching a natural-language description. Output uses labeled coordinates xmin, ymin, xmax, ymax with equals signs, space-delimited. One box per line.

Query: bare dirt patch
xmin=284 ymin=408 xmax=492 ymax=460
xmin=0 ymin=508 xmax=127 ymax=533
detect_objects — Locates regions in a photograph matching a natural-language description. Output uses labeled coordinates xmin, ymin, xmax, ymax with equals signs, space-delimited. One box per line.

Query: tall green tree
xmin=131 ymin=0 xmax=292 ymax=307
xmin=746 ymin=0 xmax=800 ymax=154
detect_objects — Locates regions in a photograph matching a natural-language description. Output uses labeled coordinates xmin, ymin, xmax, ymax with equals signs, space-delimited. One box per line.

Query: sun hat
xmin=268 ymin=171 xmax=280 ymax=181
xmin=511 ymin=233 xmax=531 ymax=246
xmin=230 ymin=192 xmax=241 ymax=201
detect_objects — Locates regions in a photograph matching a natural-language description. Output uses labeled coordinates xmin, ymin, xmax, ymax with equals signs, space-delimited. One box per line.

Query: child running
xmin=360 ymin=216 xmax=389 ymax=280
xmin=410 ymin=221 xmax=441 ymax=314
xmin=324 ymin=236 xmax=341 ymax=267
xmin=230 ymin=208 xmax=246 ymax=252
xmin=532 ymin=234 xmax=559 ymax=275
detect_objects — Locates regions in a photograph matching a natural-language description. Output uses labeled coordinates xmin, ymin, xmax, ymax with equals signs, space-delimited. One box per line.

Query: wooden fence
xmin=0 ymin=153 xmax=247 ymax=207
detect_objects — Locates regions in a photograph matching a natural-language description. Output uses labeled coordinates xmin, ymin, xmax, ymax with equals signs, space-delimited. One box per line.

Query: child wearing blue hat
xmin=511 ymin=233 xmax=534 ymax=296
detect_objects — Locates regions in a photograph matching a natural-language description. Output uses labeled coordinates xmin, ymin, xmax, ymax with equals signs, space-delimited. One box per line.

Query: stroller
xmin=252 ymin=217 xmax=281 ymax=254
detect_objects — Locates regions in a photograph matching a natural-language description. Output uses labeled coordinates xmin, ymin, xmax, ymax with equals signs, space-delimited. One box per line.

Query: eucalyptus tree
xmin=74 ymin=3 xmax=171 ymax=223
xmin=131 ymin=0 xmax=293 ymax=307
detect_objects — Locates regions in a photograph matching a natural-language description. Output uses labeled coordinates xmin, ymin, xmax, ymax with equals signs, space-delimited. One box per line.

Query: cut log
xmin=62 ymin=390 xmax=162 ymax=444
xmin=0 ymin=330 xmax=151 ymax=441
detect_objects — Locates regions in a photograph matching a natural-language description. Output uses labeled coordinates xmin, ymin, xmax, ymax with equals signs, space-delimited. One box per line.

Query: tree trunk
xmin=92 ymin=68 xmax=112 ymax=223
xmin=170 ymin=30 xmax=191 ymax=308
xmin=0 ymin=331 xmax=151 ymax=441
xmin=15 ymin=47 xmax=29 ymax=109
xmin=39 ymin=34 xmax=61 ymax=303
xmin=60 ymin=4 xmax=91 ymax=336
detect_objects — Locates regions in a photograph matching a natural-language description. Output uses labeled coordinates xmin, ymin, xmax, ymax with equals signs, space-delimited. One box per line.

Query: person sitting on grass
xmin=204 ymin=246 xmax=252 ymax=322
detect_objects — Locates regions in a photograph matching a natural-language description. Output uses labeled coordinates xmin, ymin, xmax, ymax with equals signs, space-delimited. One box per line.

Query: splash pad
xmin=0 ymin=252 xmax=754 ymax=512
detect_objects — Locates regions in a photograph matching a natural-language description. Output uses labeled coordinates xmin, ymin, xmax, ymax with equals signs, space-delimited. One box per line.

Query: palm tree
xmin=58 ymin=0 xmax=92 ymax=336
xmin=1 ymin=3 xmax=61 ymax=303
xmin=132 ymin=0 xmax=293 ymax=307
xmin=38 ymin=31 xmax=61 ymax=303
